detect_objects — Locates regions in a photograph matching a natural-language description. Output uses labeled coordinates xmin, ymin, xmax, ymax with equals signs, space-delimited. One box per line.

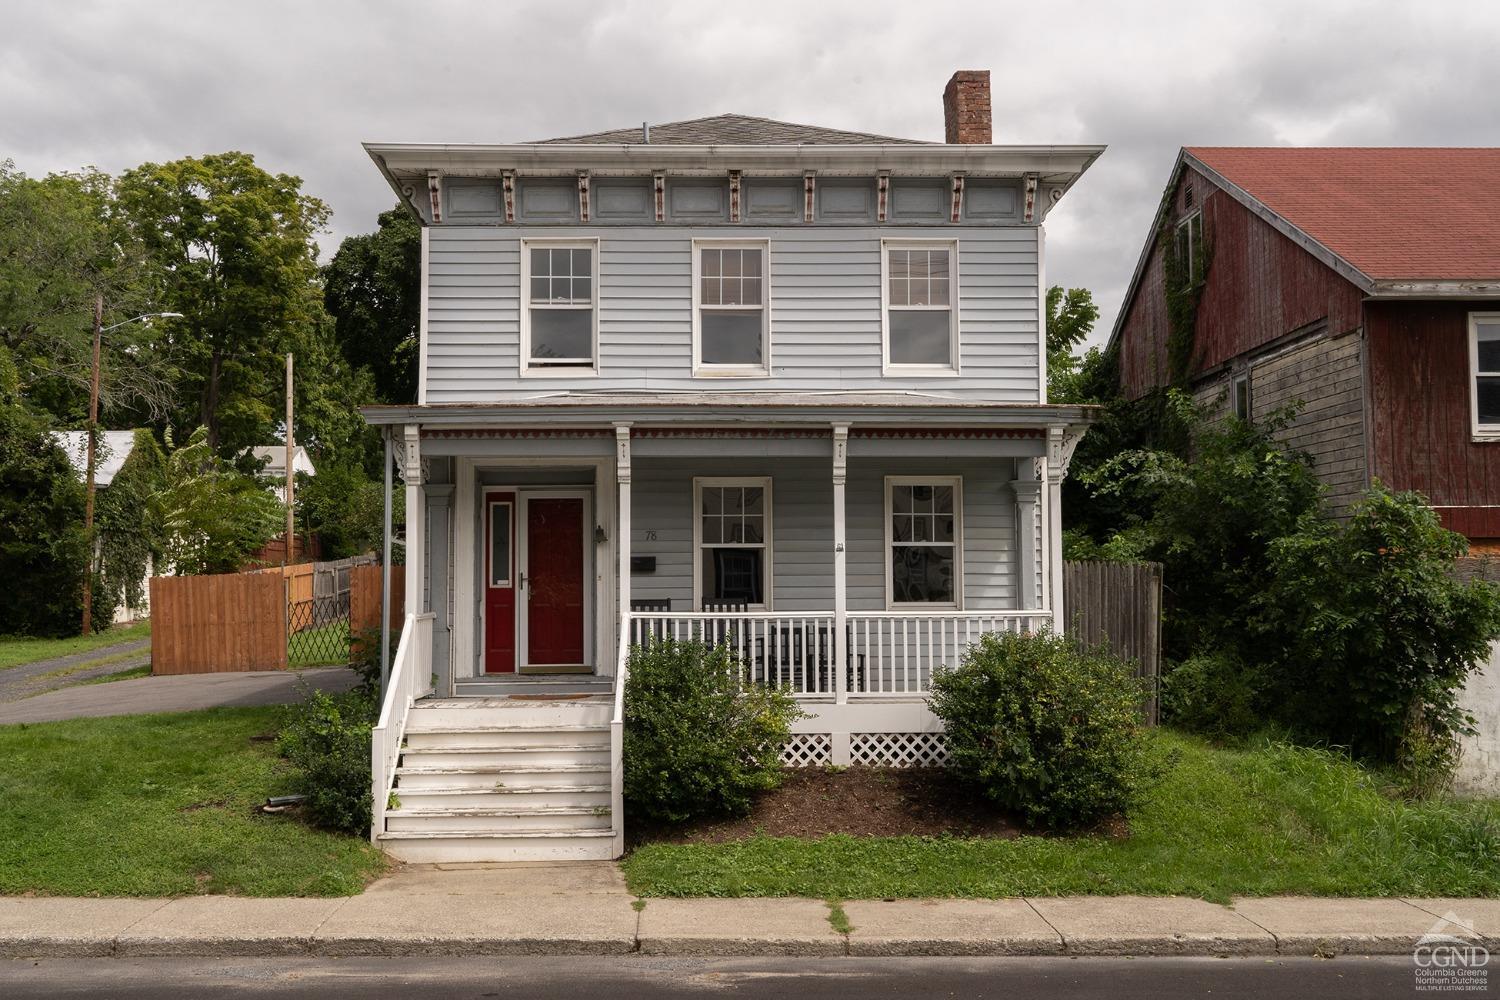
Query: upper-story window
xmin=1174 ymin=211 xmax=1202 ymax=289
xmin=693 ymin=241 xmax=770 ymax=377
xmin=521 ymin=240 xmax=597 ymax=375
xmin=1471 ymin=312 xmax=1500 ymax=438
xmin=883 ymin=240 xmax=959 ymax=374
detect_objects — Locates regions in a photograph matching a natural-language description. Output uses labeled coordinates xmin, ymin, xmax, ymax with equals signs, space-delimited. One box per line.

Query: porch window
xmin=522 ymin=241 xmax=597 ymax=373
xmin=885 ymin=476 xmax=962 ymax=607
xmin=883 ymin=241 xmax=958 ymax=373
xmin=1472 ymin=312 xmax=1500 ymax=437
xmin=694 ymin=478 xmax=772 ymax=608
xmin=694 ymin=241 xmax=770 ymax=376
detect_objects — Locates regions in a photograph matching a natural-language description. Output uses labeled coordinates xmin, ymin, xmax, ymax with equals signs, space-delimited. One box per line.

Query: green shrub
xmin=278 ymin=687 xmax=377 ymax=835
xmin=1161 ymin=649 xmax=1264 ymax=740
xmin=930 ymin=630 xmax=1162 ymax=829
xmin=623 ymin=638 xmax=802 ymax=824
xmin=1256 ymin=485 xmax=1500 ymax=774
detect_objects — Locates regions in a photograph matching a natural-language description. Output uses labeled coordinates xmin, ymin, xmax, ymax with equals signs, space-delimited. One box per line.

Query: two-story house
xmin=361 ymin=71 xmax=1103 ymax=862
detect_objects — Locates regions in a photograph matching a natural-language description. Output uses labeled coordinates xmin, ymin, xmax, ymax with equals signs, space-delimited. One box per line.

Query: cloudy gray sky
xmin=5 ymin=0 xmax=1499 ymax=344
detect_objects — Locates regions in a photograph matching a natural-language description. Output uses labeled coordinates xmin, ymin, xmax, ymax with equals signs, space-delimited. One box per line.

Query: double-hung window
xmin=1175 ymin=211 xmax=1202 ymax=289
xmin=1472 ymin=312 xmax=1500 ymax=438
xmin=694 ymin=241 xmax=770 ymax=376
xmin=883 ymin=241 xmax=958 ymax=373
xmin=522 ymin=240 xmax=597 ymax=374
xmin=885 ymin=477 xmax=962 ymax=607
xmin=694 ymin=478 xmax=772 ymax=609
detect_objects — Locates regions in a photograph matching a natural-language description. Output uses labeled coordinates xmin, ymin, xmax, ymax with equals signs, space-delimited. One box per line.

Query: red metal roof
xmin=1186 ymin=147 xmax=1500 ymax=281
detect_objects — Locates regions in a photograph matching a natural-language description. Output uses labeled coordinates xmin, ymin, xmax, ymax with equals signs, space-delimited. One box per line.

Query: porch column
xmin=1010 ymin=465 xmax=1041 ymax=611
xmin=402 ymin=424 xmax=425 ymax=626
xmin=614 ymin=424 xmax=632 ymax=675
xmin=1044 ymin=426 xmax=1066 ymax=633
xmin=832 ymin=424 xmax=849 ymax=708
xmin=380 ymin=428 xmax=393 ymax=691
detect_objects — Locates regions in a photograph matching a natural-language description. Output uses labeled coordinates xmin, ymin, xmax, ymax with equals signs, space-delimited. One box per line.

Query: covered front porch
xmin=372 ymin=394 xmax=1089 ymax=705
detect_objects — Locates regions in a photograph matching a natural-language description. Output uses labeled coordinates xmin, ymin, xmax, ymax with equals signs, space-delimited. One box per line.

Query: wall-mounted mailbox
xmin=630 ymin=556 xmax=656 ymax=574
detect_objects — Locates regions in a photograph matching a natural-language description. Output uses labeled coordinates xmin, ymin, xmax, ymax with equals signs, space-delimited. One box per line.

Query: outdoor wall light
xmin=594 ymin=524 xmax=608 ymax=544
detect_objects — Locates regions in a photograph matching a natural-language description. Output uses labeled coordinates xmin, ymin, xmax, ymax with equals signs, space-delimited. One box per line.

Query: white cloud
xmin=4 ymin=0 xmax=1498 ymax=347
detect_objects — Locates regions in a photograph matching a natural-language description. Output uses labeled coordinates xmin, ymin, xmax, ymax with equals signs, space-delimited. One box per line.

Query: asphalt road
xmin=0 ymin=956 xmax=1439 ymax=999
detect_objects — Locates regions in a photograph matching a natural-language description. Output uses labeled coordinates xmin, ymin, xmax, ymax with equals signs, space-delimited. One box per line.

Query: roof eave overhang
xmin=360 ymin=400 xmax=1101 ymax=429
xmin=1366 ymin=280 xmax=1500 ymax=299
xmin=365 ymin=141 xmax=1105 ymax=210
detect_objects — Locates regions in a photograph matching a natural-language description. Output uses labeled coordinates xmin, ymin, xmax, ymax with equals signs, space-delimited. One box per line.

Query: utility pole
xmin=284 ymin=352 xmax=295 ymax=567
xmin=80 ymin=294 xmax=103 ymax=635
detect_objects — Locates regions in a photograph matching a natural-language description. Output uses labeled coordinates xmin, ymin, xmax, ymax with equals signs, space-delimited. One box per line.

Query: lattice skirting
xmin=781 ymin=733 xmax=833 ymax=767
xmin=781 ymin=732 xmax=949 ymax=767
xmin=850 ymin=732 xmax=948 ymax=767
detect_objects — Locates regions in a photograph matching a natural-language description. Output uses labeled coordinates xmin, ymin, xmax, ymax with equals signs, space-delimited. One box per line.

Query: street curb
xmin=0 ymin=932 xmax=1447 ymax=959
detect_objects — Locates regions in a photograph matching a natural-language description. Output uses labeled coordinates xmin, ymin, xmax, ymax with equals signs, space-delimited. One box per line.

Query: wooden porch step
xmin=376 ymin=829 xmax=617 ymax=863
xmin=385 ymin=804 xmax=611 ymax=833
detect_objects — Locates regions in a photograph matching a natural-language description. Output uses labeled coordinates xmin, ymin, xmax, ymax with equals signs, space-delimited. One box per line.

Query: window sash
xmin=885 ymin=477 xmax=962 ymax=607
xmin=1472 ymin=313 xmax=1500 ymax=431
xmin=883 ymin=242 xmax=957 ymax=371
xmin=694 ymin=479 xmax=772 ymax=609
xmin=523 ymin=241 xmax=597 ymax=371
xmin=694 ymin=242 xmax=769 ymax=373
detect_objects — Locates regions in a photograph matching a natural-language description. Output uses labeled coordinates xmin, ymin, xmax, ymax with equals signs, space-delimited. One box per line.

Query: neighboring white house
xmin=360 ymin=70 xmax=1104 ymax=861
xmin=51 ymin=429 xmax=152 ymax=624
xmin=247 ymin=444 xmax=316 ymax=504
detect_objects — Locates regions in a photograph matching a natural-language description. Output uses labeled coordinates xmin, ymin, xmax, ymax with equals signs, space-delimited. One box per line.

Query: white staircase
xmin=376 ymin=691 xmax=619 ymax=862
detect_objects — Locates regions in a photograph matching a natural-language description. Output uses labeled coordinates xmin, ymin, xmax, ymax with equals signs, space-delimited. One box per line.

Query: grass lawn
xmin=0 ymin=706 xmax=386 ymax=896
xmin=288 ymin=621 xmax=350 ymax=668
xmin=75 ymin=663 xmax=153 ymax=686
xmin=623 ymin=731 xmax=1500 ymax=902
xmin=0 ymin=622 xmax=151 ymax=671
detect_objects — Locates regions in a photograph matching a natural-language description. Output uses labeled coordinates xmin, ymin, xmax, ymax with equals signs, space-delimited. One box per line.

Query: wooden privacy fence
xmin=150 ymin=573 xmax=288 ymax=674
xmin=1063 ymin=560 xmax=1163 ymax=724
xmin=349 ymin=563 xmax=406 ymax=659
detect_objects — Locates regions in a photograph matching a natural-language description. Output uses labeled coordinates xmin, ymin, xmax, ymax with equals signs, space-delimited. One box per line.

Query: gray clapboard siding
xmin=424 ymin=225 xmax=1040 ymax=401
xmin=628 ymin=456 xmax=1022 ymax=613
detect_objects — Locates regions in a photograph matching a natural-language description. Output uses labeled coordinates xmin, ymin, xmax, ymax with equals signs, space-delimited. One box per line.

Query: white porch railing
xmin=624 ymin=609 xmax=1051 ymax=698
xmin=370 ymin=611 xmax=434 ymax=843
xmin=848 ymin=611 xmax=1051 ymax=695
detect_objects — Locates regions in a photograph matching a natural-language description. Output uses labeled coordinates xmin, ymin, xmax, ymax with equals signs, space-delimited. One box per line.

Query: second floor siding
xmin=423 ymin=224 xmax=1042 ymax=402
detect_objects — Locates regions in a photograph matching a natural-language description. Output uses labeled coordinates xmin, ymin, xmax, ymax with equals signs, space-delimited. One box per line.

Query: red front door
xmin=525 ymin=496 xmax=586 ymax=666
xmin=483 ymin=492 xmax=516 ymax=673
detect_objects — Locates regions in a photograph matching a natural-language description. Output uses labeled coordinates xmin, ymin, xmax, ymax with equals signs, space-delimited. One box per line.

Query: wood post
xmin=615 ymin=424 xmax=632 ymax=676
xmin=832 ymin=424 xmax=849 ymax=707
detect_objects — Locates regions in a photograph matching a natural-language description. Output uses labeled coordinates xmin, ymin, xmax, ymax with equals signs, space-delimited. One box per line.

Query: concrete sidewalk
xmin=0 ymin=666 xmax=358 ymax=725
xmin=0 ymin=863 xmax=1495 ymax=958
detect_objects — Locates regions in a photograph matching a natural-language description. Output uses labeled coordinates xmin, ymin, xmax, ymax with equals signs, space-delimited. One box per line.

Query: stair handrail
xmin=370 ymin=611 xmax=430 ymax=844
xmin=609 ymin=612 xmax=631 ymax=857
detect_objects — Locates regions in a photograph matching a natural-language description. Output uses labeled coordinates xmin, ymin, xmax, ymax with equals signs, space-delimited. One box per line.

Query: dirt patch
xmin=630 ymin=767 xmax=1027 ymax=845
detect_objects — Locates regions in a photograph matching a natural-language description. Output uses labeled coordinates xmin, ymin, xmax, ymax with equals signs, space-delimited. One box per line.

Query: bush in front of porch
xmin=931 ymin=630 xmax=1162 ymax=829
xmin=623 ymin=638 xmax=801 ymax=824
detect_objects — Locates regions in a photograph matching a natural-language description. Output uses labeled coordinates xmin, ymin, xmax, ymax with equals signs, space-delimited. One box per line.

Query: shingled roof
xmin=1187 ymin=146 xmax=1500 ymax=281
xmin=535 ymin=113 xmax=927 ymax=146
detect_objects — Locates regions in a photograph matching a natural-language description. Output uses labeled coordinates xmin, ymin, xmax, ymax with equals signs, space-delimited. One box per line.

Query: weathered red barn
xmin=1111 ymin=147 xmax=1500 ymax=547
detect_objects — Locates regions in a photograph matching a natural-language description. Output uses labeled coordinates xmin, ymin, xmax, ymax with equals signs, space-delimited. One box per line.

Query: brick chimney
xmin=943 ymin=70 xmax=992 ymax=144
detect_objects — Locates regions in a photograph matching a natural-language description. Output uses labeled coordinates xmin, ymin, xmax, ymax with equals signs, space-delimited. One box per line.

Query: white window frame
xmin=1470 ymin=311 xmax=1500 ymax=440
xmin=692 ymin=476 xmax=774 ymax=611
xmin=519 ymin=238 xmax=599 ymax=377
xmin=881 ymin=239 xmax=961 ymax=376
xmin=1230 ymin=371 xmax=1251 ymax=421
xmin=691 ymin=239 xmax=771 ymax=378
xmin=883 ymin=475 xmax=964 ymax=610
xmin=1175 ymin=211 xmax=1202 ymax=288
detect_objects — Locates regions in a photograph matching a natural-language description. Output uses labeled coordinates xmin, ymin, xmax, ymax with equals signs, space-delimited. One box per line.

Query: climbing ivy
xmin=94 ymin=428 xmax=168 ymax=612
xmin=1160 ymin=195 xmax=1212 ymax=387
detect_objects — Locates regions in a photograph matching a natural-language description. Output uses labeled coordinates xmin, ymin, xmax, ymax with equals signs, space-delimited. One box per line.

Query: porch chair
xmin=629 ymin=598 xmax=671 ymax=647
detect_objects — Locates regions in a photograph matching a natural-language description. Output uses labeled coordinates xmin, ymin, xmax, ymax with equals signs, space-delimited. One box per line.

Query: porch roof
xmin=361 ymin=392 xmax=1099 ymax=430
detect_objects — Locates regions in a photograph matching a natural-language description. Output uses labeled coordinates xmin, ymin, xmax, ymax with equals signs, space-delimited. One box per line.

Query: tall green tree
xmin=157 ymin=427 xmax=283 ymax=575
xmin=1044 ymin=285 xmax=1100 ymax=403
xmin=0 ymin=162 xmax=174 ymax=426
xmin=116 ymin=152 xmax=330 ymax=453
xmin=323 ymin=206 xmax=420 ymax=404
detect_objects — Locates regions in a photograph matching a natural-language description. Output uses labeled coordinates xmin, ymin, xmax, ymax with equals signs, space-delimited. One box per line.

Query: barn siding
xmin=1196 ymin=331 xmax=1368 ymax=516
xmin=1117 ymin=165 xmax=1365 ymax=400
xmin=1366 ymin=299 xmax=1500 ymax=538
xmin=629 ymin=456 xmax=1024 ymax=612
xmin=425 ymin=225 xmax=1041 ymax=402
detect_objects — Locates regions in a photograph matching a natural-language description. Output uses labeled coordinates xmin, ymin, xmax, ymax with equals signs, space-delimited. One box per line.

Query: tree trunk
xmin=202 ymin=350 xmax=222 ymax=450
